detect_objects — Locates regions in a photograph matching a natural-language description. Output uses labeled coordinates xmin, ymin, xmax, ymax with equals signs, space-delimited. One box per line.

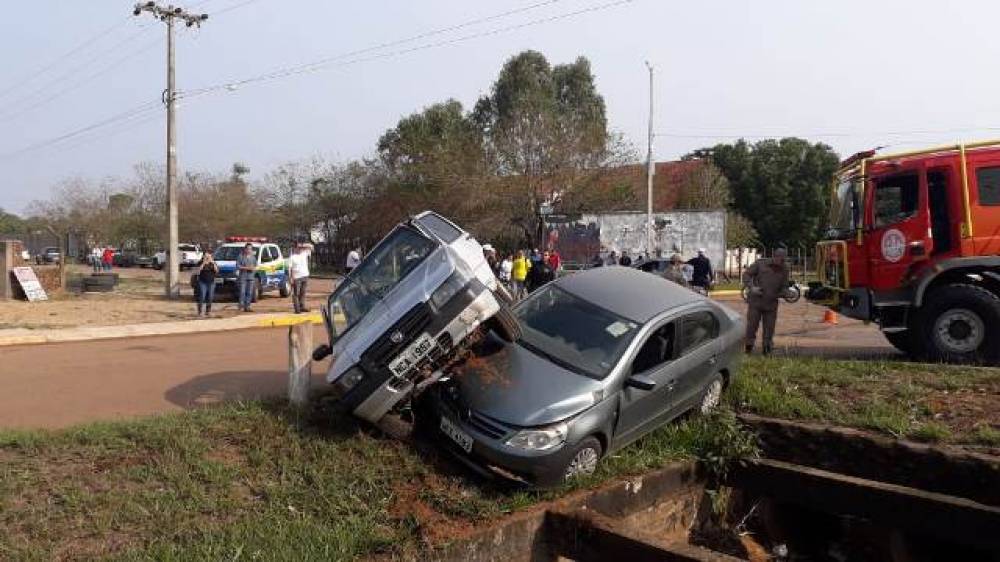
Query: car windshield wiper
xmin=518 ymin=339 xmax=596 ymax=379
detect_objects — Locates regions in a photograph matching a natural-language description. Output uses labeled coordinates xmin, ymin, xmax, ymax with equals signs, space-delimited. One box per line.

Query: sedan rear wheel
xmin=563 ymin=437 xmax=602 ymax=481
xmin=699 ymin=375 xmax=724 ymax=414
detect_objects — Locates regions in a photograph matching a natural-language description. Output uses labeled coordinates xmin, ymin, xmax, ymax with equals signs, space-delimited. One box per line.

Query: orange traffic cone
xmin=822 ymin=309 xmax=839 ymax=325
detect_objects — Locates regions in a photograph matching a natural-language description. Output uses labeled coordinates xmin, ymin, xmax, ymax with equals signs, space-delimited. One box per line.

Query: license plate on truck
xmin=440 ymin=416 xmax=473 ymax=452
xmin=388 ymin=333 xmax=435 ymax=377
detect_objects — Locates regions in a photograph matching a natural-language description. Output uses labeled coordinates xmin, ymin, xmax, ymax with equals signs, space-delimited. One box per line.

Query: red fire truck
xmin=807 ymin=140 xmax=1000 ymax=363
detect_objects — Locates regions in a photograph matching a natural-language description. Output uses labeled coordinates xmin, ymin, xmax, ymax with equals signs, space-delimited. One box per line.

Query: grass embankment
xmin=730 ymin=356 xmax=1000 ymax=451
xmin=0 ymin=402 xmax=753 ymax=561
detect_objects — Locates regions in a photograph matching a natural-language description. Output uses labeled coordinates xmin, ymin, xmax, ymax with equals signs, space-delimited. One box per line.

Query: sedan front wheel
xmin=562 ymin=437 xmax=602 ymax=481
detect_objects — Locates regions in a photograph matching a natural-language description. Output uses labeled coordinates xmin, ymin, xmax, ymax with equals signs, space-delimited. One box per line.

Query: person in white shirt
xmin=499 ymin=254 xmax=513 ymax=287
xmin=288 ymin=242 xmax=312 ymax=314
xmin=345 ymin=248 xmax=361 ymax=274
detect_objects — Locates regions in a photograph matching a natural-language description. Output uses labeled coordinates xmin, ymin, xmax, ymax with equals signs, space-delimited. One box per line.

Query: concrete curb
xmin=0 ymin=312 xmax=322 ymax=348
xmin=710 ymin=289 xmax=743 ymax=297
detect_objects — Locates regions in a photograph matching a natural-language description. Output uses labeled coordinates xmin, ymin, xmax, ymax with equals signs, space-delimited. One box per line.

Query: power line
xmin=182 ymin=0 xmax=627 ymax=99
xmin=210 ymin=0 xmax=265 ymax=16
xmin=0 ymin=37 xmax=164 ymax=124
xmin=0 ymin=23 xmax=155 ymax=119
xmin=0 ymin=100 xmax=162 ymax=159
xmin=0 ymin=16 xmax=133 ymax=100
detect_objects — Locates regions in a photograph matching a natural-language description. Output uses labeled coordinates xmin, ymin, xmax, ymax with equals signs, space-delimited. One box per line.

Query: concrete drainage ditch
xmin=416 ymin=416 xmax=1000 ymax=562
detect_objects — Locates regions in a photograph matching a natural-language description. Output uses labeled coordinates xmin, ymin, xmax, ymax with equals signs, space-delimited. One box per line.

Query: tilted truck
xmin=806 ymin=140 xmax=1000 ymax=363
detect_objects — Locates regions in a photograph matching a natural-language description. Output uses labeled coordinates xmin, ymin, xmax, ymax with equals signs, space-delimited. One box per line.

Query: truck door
xmin=866 ymin=170 xmax=930 ymax=292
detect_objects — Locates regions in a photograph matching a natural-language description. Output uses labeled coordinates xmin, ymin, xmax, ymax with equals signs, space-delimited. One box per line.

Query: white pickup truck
xmin=153 ymin=244 xmax=203 ymax=270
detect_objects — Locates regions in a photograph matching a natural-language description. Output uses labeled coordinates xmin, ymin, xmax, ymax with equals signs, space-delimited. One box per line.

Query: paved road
xmin=0 ymin=325 xmax=332 ymax=430
xmin=0 ymin=298 xmax=894 ymax=430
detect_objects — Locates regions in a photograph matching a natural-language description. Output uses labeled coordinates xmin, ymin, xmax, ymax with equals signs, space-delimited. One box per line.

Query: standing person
xmin=511 ymin=250 xmax=530 ymax=300
xmin=101 ymin=247 xmax=114 ymax=272
xmin=90 ymin=246 xmax=102 ymax=273
xmin=237 ymin=243 xmax=258 ymax=313
xmin=687 ymin=248 xmax=715 ymax=295
xmin=619 ymin=251 xmax=632 ymax=267
xmin=742 ymin=248 xmax=790 ymax=356
xmin=345 ymin=247 xmax=361 ymax=274
xmin=288 ymin=242 xmax=312 ymax=314
xmin=663 ymin=254 xmax=689 ymax=287
xmin=499 ymin=253 xmax=513 ymax=288
xmin=547 ymin=248 xmax=561 ymax=278
xmin=195 ymin=249 xmax=219 ymax=317
xmin=484 ymin=245 xmax=500 ymax=277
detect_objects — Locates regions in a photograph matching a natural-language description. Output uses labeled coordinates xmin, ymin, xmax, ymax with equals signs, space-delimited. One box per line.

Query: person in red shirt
xmin=547 ymin=248 xmax=561 ymax=277
xmin=101 ymin=247 xmax=114 ymax=272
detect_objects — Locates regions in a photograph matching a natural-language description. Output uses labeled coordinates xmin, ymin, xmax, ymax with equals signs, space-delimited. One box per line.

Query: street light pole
xmin=644 ymin=61 xmax=655 ymax=258
xmin=133 ymin=2 xmax=208 ymax=298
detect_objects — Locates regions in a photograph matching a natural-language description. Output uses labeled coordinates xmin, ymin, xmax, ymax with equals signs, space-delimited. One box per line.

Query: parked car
xmin=154 ymin=244 xmax=203 ymax=269
xmin=419 ymin=266 xmax=744 ymax=487
xmin=315 ymin=211 xmax=518 ymax=425
xmin=192 ymin=238 xmax=289 ymax=301
xmin=36 ymin=247 xmax=61 ymax=264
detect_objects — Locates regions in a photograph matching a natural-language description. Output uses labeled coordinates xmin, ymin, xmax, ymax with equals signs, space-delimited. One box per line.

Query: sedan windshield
xmin=326 ymin=226 xmax=437 ymax=341
xmin=515 ymin=285 xmax=639 ymax=379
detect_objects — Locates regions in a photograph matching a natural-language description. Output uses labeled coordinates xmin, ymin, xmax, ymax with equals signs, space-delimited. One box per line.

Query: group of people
xmin=89 ymin=246 xmax=115 ymax=272
xmin=191 ymin=241 xmax=314 ymax=318
xmin=489 ymin=246 xmax=561 ymax=300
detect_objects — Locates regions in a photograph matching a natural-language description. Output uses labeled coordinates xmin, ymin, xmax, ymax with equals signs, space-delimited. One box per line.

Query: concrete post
xmin=0 ymin=241 xmax=12 ymax=300
xmin=288 ymin=322 xmax=312 ymax=406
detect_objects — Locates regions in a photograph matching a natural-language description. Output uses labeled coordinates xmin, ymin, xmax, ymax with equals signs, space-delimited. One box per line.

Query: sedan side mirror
xmin=625 ymin=374 xmax=656 ymax=391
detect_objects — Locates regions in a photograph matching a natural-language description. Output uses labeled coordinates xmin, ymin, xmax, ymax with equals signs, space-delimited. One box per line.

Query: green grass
xmin=729 ymin=356 xmax=1000 ymax=447
xmin=0 ymin=400 xmax=755 ymax=561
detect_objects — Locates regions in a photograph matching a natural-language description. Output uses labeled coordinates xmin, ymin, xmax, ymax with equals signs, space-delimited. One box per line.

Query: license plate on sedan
xmin=387 ymin=333 xmax=435 ymax=377
xmin=440 ymin=416 xmax=473 ymax=453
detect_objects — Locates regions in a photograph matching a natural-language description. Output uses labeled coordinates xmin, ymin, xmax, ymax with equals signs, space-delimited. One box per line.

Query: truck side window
xmin=874 ymin=173 xmax=920 ymax=228
xmin=977 ymin=167 xmax=1000 ymax=206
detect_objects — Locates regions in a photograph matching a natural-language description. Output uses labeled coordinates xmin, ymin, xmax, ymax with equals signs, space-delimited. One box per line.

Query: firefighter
xmin=742 ymin=248 xmax=790 ymax=355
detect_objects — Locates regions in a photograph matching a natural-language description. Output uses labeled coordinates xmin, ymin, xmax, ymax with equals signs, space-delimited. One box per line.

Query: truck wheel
xmin=493 ymin=284 xmax=514 ymax=305
xmin=916 ymin=284 xmax=1000 ymax=364
xmin=487 ymin=301 xmax=522 ymax=342
xmin=882 ymin=330 xmax=916 ymax=356
xmin=279 ymin=278 xmax=291 ymax=298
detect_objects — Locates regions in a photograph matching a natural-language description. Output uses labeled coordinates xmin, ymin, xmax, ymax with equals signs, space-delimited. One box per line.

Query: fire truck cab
xmin=808 ymin=140 xmax=1000 ymax=363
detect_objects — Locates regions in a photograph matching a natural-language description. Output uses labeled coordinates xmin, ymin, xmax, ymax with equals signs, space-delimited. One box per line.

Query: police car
xmin=190 ymin=236 xmax=291 ymax=301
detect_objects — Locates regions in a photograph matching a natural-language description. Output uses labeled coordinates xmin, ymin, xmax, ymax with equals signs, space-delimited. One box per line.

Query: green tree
xmin=472 ymin=51 xmax=620 ymax=245
xmin=688 ymin=138 xmax=839 ymax=248
xmin=0 ymin=208 xmax=24 ymax=235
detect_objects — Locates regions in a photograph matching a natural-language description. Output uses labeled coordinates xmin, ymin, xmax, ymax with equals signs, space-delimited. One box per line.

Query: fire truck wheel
xmin=917 ymin=283 xmax=1000 ymax=364
xmin=882 ymin=330 xmax=916 ymax=356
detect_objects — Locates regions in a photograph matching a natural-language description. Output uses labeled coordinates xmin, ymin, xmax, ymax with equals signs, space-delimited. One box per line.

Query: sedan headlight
xmin=506 ymin=422 xmax=568 ymax=451
xmin=430 ymin=272 xmax=466 ymax=310
xmin=334 ymin=367 xmax=365 ymax=393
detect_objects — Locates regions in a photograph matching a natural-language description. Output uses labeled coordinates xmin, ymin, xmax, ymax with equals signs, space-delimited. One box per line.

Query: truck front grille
xmin=362 ymin=302 xmax=432 ymax=368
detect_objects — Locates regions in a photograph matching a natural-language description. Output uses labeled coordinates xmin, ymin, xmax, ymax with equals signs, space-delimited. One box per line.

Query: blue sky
xmin=2 ymin=0 xmax=1000 ymax=214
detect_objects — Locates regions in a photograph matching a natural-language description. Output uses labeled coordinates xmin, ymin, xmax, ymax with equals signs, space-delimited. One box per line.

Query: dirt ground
xmin=0 ymin=264 xmax=337 ymax=330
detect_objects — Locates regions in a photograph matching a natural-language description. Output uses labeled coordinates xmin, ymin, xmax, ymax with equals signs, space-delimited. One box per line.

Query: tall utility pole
xmin=133 ymin=2 xmax=208 ymax=298
xmin=644 ymin=61 xmax=655 ymax=258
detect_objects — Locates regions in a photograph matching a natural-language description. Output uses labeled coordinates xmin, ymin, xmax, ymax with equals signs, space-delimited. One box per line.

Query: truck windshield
xmin=326 ymin=226 xmax=437 ymax=342
xmin=214 ymin=246 xmax=255 ymax=261
xmin=828 ymin=176 xmax=862 ymax=239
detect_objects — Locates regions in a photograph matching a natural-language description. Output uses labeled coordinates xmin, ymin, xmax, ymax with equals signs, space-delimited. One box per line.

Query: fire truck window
xmin=976 ymin=167 xmax=1000 ymax=206
xmin=874 ymin=174 xmax=919 ymax=228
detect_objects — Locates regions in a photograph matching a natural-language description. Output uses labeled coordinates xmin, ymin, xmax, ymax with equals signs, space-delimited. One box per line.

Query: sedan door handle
xmin=708 ymin=356 xmax=717 ymax=365
xmin=665 ymin=379 xmax=677 ymax=391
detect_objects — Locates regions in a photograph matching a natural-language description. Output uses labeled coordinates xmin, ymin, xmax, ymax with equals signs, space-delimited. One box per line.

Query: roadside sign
xmin=12 ymin=267 xmax=47 ymax=302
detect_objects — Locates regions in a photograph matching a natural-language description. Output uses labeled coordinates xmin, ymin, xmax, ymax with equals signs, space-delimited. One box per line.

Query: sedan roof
xmin=554 ymin=266 xmax=702 ymax=323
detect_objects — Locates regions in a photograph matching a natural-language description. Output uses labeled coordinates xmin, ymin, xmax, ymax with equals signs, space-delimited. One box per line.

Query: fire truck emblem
xmin=881 ymin=229 xmax=906 ymax=263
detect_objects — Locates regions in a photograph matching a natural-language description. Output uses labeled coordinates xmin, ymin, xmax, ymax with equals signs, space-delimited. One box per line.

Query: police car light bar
xmin=226 ymin=236 xmax=269 ymax=243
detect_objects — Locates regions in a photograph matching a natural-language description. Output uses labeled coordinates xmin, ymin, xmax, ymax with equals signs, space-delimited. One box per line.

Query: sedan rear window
xmin=514 ymin=285 xmax=639 ymax=379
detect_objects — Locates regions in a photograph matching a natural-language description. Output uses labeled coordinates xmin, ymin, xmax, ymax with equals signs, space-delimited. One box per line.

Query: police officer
xmin=742 ymin=248 xmax=790 ymax=355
